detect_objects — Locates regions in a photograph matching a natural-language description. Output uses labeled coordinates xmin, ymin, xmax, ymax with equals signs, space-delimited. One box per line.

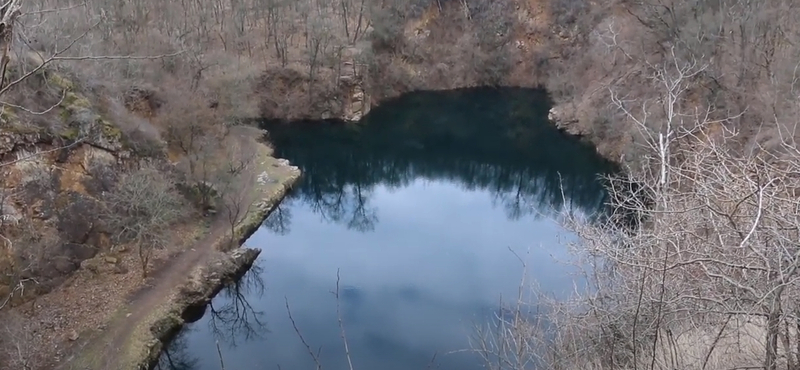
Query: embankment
xmin=134 ymin=155 xmax=302 ymax=370
xmin=52 ymin=133 xmax=302 ymax=370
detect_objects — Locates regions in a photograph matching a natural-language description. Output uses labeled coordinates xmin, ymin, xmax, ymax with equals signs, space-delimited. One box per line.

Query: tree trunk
xmin=766 ymin=308 xmax=780 ymax=370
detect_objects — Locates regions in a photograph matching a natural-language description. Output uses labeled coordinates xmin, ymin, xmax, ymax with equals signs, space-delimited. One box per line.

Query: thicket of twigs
xmin=472 ymin=1 xmax=800 ymax=369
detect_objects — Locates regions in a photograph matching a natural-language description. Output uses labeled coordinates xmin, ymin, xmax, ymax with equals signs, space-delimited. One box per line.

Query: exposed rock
xmin=0 ymin=130 xmax=52 ymax=157
xmin=337 ymin=50 xmax=370 ymax=123
xmin=61 ymin=91 xmax=127 ymax=155
xmin=79 ymin=255 xmax=123 ymax=275
xmin=82 ymin=145 xmax=117 ymax=169
xmin=68 ymin=330 xmax=79 ymax=341
xmin=343 ymin=87 xmax=369 ymax=122
xmin=79 ymin=258 xmax=100 ymax=274
xmin=123 ymin=85 xmax=164 ymax=118
xmin=111 ymin=244 xmax=129 ymax=254
xmin=548 ymin=104 xmax=586 ymax=137
xmin=257 ymin=171 xmax=276 ymax=185
xmin=0 ymin=201 xmax=21 ymax=225
xmin=56 ymin=192 xmax=101 ymax=244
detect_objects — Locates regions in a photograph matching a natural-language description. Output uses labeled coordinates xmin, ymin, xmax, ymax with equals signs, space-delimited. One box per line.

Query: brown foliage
xmin=255 ymin=66 xmax=344 ymax=120
xmin=544 ymin=0 xmax=800 ymax=160
xmin=100 ymin=162 xmax=189 ymax=278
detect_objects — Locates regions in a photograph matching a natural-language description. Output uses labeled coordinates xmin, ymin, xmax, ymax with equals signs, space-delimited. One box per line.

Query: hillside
xmin=0 ymin=57 xmax=302 ymax=369
xmin=1 ymin=0 xmax=799 ymax=369
xmin=0 ymin=1 xmax=303 ymax=367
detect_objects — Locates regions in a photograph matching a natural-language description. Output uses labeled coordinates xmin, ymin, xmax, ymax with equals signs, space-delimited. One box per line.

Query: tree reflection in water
xmin=158 ymin=87 xmax=616 ymax=370
xmin=155 ymin=327 xmax=200 ymax=370
xmin=207 ymin=262 xmax=270 ymax=347
xmin=260 ymin=87 xmax=617 ymax=234
xmin=157 ymin=263 xmax=269 ymax=370
xmin=262 ymin=199 xmax=293 ymax=235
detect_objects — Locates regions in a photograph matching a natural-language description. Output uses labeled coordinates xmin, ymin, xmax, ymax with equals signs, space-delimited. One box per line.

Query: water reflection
xmin=156 ymin=264 xmax=269 ymax=370
xmin=161 ymin=87 xmax=615 ymax=370
xmin=206 ymin=263 xmax=270 ymax=347
xmin=157 ymin=328 xmax=201 ymax=370
xmin=261 ymin=87 xmax=615 ymax=234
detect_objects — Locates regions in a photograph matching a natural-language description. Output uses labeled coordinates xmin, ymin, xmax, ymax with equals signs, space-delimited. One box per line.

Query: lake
xmin=156 ymin=87 xmax=616 ymax=370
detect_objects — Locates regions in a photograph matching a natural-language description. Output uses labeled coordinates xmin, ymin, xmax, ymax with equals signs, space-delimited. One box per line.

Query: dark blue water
xmin=156 ymin=88 xmax=615 ymax=370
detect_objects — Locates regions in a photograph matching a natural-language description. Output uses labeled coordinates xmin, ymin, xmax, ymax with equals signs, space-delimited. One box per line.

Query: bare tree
xmin=101 ymin=162 xmax=189 ymax=278
xmin=181 ymin=130 xmax=227 ymax=214
xmin=469 ymin=26 xmax=800 ymax=368
xmin=206 ymin=263 xmax=268 ymax=347
xmin=218 ymin=140 xmax=254 ymax=247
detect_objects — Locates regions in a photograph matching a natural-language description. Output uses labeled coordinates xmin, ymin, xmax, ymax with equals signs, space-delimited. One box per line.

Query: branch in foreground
xmin=334 ymin=268 xmax=355 ymax=370
xmin=285 ymin=297 xmax=323 ymax=370
xmin=0 ymin=137 xmax=85 ymax=168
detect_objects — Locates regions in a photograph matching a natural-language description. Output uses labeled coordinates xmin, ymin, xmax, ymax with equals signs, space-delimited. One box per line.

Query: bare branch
xmin=334 ymin=269 xmax=354 ymax=370
xmin=285 ymin=297 xmax=322 ymax=370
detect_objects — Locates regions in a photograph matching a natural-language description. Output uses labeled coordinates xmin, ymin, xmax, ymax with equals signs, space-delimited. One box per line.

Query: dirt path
xmin=80 ymin=216 xmax=230 ymax=370
xmin=56 ymin=127 xmax=296 ymax=370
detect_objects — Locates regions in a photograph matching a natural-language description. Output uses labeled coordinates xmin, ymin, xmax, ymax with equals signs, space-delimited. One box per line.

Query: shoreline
xmin=137 ymin=167 xmax=301 ymax=370
xmin=60 ymin=94 xmax=607 ymax=369
xmin=49 ymin=130 xmax=303 ymax=370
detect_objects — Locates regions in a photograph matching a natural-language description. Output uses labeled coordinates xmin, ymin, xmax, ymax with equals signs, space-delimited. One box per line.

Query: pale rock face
xmin=0 ymin=208 xmax=21 ymax=226
xmin=0 ymin=134 xmax=13 ymax=154
xmin=548 ymin=107 xmax=559 ymax=122
xmin=0 ymin=131 xmax=48 ymax=157
xmin=1 ymin=184 xmax=22 ymax=225
xmin=257 ymin=171 xmax=278 ymax=185
xmin=548 ymin=104 xmax=588 ymax=137
xmin=82 ymin=146 xmax=117 ymax=169
xmin=336 ymin=46 xmax=370 ymax=123
xmin=343 ymin=91 xmax=369 ymax=122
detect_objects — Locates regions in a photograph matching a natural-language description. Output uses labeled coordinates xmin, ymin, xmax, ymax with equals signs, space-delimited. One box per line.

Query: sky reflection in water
xmin=157 ymin=88 xmax=615 ymax=370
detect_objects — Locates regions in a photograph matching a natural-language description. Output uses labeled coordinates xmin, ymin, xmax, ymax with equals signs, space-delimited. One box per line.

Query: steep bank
xmin=255 ymin=0 xmax=553 ymax=123
xmin=251 ymin=0 xmax=625 ymax=160
xmin=255 ymin=0 xmax=794 ymax=164
xmin=0 ymin=55 xmax=303 ymax=368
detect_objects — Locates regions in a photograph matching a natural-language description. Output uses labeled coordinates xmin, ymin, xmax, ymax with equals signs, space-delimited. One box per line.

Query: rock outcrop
xmin=0 ymin=71 xmax=140 ymax=304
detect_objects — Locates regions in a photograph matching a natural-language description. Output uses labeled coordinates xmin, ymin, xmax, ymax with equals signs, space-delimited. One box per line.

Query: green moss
xmin=59 ymin=108 xmax=72 ymax=122
xmin=98 ymin=119 xmax=122 ymax=141
xmin=59 ymin=91 xmax=94 ymax=125
xmin=8 ymin=125 xmax=43 ymax=135
xmin=59 ymin=92 xmax=92 ymax=124
xmin=63 ymin=92 xmax=91 ymax=109
xmin=61 ymin=127 xmax=80 ymax=140
xmin=49 ymin=72 xmax=75 ymax=91
xmin=0 ymin=106 xmax=17 ymax=124
xmin=1 ymin=107 xmax=45 ymax=135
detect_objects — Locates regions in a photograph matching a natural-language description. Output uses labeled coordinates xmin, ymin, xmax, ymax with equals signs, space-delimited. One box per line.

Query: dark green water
xmin=156 ymin=88 xmax=616 ymax=370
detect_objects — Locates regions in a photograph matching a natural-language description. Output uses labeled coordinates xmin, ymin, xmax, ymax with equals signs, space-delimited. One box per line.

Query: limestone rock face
xmin=1 ymin=112 xmax=126 ymax=303
xmin=0 ymin=130 xmax=52 ymax=157
xmin=548 ymin=104 xmax=586 ymax=137
xmin=343 ymin=88 xmax=369 ymax=122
